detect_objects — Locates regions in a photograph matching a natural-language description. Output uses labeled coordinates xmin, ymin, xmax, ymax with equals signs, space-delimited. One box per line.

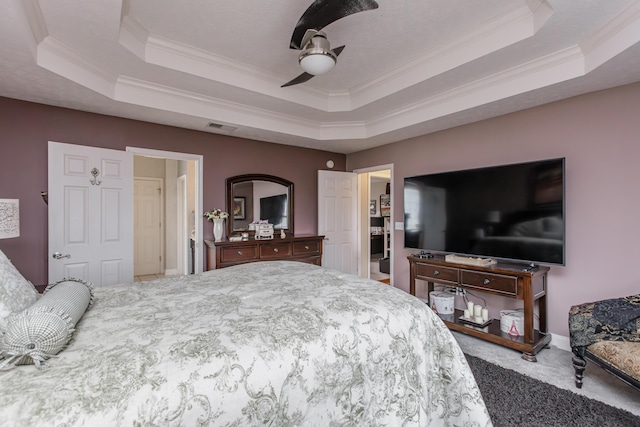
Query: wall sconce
xmin=0 ymin=199 xmax=20 ymax=239
xmin=41 ymin=191 xmax=48 ymax=205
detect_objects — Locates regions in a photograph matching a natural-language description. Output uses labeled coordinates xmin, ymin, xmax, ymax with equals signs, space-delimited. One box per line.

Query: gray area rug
xmin=465 ymin=354 xmax=640 ymax=427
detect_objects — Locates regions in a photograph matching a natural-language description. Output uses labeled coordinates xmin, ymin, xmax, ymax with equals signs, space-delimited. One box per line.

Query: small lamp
xmin=0 ymin=199 xmax=20 ymax=239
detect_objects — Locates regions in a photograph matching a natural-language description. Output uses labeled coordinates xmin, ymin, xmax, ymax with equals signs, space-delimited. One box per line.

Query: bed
xmin=0 ymin=260 xmax=491 ymax=426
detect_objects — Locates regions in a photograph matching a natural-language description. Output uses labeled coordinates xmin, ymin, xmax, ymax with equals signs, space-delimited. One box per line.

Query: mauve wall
xmin=346 ymin=82 xmax=640 ymax=338
xmin=0 ymin=97 xmax=345 ymax=287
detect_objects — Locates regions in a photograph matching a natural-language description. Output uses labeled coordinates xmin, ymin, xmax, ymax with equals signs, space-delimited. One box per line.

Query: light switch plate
xmin=394 ymin=222 xmax=404 ymax=230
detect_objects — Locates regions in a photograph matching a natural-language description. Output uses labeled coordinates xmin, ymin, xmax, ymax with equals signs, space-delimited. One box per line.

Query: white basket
xmin=500 ymin=310 xmax=525 ymax=336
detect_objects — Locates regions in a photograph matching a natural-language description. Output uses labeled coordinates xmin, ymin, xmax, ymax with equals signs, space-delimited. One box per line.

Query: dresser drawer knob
xmin=273 ymin=248 xmax=279 ymax=253
xmin=433 ymin=270 xmax=440 ymax=276
xmin=483 ymin=278 xmax=490 ymax=285
xmin=304 ymin=245 xmax=310 ymax=250
xmin=237 ymin=251 xmax=243 ymax=256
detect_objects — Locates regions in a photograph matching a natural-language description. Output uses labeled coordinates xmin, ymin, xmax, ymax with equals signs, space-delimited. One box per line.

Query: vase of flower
xmin=204 ymin=208 xmax=229 ymax=241
xmin=213 ymin=218 xmax=224 ymax=241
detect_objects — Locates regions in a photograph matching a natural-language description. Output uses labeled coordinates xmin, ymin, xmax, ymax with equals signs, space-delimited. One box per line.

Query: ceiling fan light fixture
xmin=298 ymin=33 xmax=337 ymax=75
xmin=299 ymin=53 xmax=336 ymax=75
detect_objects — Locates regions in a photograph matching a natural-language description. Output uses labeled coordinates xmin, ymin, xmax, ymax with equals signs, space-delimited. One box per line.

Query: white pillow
xmin=0 ymin=278 xmax=93 ymax=370
xmin=0 ymin=249 xmax=39 ymax=331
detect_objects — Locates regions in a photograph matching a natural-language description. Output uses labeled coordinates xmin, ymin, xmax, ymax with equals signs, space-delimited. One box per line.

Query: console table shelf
xmin=408 ymin=254 xmax=551 ymax=361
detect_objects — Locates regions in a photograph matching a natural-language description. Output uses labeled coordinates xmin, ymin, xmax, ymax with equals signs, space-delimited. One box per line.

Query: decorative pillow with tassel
xmin=0 ymin=278 xmax=93 ymax=370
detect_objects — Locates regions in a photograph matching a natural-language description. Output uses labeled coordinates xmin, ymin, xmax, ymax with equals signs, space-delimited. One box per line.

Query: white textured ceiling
xmin=1 ymin=0 xmax=640 ymax=154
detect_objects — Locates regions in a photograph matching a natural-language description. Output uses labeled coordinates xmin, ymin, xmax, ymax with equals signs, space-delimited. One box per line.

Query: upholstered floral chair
xmin=569 ymin=294 xmax=640 ymax=390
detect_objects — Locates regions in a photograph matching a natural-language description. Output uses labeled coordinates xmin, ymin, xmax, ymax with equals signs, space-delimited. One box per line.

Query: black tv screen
xmin=260 ymin=194 xmax=288 ymax=228
xmin=404 ymin=158 xmax=565 ymax=265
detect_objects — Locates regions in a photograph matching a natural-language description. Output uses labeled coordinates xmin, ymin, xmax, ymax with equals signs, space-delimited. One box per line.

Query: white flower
xmin=204 ymin=209 xmax=229 ymax=221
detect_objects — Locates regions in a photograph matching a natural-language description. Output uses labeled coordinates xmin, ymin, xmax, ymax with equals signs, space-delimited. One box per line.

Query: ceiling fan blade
xmin=332 ymin=45 xmax=345 ymax=57
xmin=290 ymin=0 xmax=379 ymax=49
xmin=281 ymin=72 xmax=315 ymax=88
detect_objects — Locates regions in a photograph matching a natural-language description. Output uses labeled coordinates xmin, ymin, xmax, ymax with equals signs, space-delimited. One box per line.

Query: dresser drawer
xmin=220 ymin=245 xmax=259 ymax=263
xmin=260 ymin=242 xmax=292 ymax=259
xmin=293 ymin=240 xmax=321 ymax=255
xmin=415 ymin=263 xmax=458 ymax=284
xmin=460 ymin=270 xmax=517 ymax=296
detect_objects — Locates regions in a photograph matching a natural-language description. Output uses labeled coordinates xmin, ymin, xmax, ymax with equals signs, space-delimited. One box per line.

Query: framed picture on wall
xmin=370 ymin=200 xmax=377 ymax=215
xmin=233 ymin=197 xmax=246 ymax=220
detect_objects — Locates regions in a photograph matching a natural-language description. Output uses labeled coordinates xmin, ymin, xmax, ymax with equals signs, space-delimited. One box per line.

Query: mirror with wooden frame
xmin=226 ymin=174 xmax=294 ymax=237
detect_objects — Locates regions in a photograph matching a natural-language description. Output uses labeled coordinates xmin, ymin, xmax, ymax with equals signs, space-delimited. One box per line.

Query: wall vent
xmin=206 ymin=122 xmax=236 ymax=132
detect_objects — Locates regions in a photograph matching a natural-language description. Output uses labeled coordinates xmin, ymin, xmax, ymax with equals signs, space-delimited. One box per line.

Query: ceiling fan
xmin=281 ymin=0 xmax=379 ymax=88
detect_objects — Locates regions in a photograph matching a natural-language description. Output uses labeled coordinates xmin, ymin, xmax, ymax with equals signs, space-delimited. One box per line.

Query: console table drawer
xmin=220 ymin=245 xmax=259 ymax=263
xmin=461 ymin=270 xmax=517 ymax=296
xmin=260 ymin=242 xmax=293 ymax=259
xmin=415 ymin=263 xmax=458 ymax=284
xmin=293 ymin=240 xmax=321 ymax=255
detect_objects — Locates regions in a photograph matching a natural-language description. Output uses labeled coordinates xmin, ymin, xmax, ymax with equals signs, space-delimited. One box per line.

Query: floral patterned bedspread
xmin=0 ymin=261 xmax=491 ymax=426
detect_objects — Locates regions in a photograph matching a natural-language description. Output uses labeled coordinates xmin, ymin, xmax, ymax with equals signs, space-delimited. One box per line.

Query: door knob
xmin=52 ymin=252 xmax=70 ymax=259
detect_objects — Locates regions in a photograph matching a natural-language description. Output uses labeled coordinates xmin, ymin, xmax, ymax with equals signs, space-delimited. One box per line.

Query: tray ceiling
xmin=1 ymin=0 xmax=640 ymax=153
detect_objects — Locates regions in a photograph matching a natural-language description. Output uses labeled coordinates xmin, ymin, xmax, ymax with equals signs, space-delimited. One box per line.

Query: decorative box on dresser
xmin=205 ymin=235 xmax=324 ymax=270
xmin=408 ymin=254 xmax=551 ymax=361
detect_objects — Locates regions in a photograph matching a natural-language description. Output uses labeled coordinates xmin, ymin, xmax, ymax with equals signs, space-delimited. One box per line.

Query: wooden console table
xmin=205 ymin=235 xmax=323 ymax=270
xmin=408 ymin=254 xmax=551 ymax=361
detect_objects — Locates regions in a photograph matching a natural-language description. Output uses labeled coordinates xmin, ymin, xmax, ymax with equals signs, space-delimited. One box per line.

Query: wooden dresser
xmin=205 ymin=235 xmax=324 ymax=270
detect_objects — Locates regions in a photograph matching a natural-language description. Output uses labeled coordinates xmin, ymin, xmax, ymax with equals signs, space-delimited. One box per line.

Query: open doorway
xmin=369 ymin=169 xmax=391 ymax=283
xmin=368 ymin=170 xmax=391 ymax=283
xmin=355 ymin=165 xmax=393 ymax=285
xmin=128 ymin=147 xmax=204 ymax=279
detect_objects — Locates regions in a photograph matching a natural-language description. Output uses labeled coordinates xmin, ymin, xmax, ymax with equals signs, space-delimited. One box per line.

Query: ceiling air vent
xmin=206 ymin=122 xmax=236 ymax=132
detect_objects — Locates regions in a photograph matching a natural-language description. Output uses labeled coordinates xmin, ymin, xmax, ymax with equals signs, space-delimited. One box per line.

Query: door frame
xmin=176 ymin=174 xmax=188 ymax=275
xmin=353 ymin=164 xmax=394 ymax=286
xmin=126 ymin=147 xmax=204 ymax=274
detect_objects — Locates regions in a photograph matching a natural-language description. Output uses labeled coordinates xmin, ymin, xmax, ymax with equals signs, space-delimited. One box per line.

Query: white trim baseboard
xmin=550 ymin=333 xmax=571 ymax=353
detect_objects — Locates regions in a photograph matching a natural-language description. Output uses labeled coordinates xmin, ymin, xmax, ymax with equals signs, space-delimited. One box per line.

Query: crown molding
xmin=118 ymin=16 xmax=332 ymax=111
xmin=18 ymin=0 xmax=48 ymax=58
xmin=580 ymin=1 xmax=640 ymax=73
xmin=348 ymin=0 xmax=554 ymax=109
xmin=37 ymin=37 xmax=116 ymax=98
xmin=115 ymin=76 xmax=367 ymax=140
xmin=367 ymin=46 xmax=586 ymax=136
xmin=16 ymin=0 xmax=640 ymax=144
xmin=115 ymin=1 xmax=553 ymax=113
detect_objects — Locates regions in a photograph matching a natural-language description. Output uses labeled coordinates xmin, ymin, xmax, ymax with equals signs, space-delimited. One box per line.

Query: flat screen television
xmin=404 ymin=158 xmax=565 ymax=266
xmin=260 ymin=194 xmax=288 ymax=228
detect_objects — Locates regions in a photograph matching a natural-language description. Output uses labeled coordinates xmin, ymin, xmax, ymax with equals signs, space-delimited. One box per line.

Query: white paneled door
xmin=318 ymin=170 xmax=358 ymax=274
xmin=133 ymin=178 xmax=162 ymax=276
xmin=48 ymin=142 xmax=133 ymax=286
